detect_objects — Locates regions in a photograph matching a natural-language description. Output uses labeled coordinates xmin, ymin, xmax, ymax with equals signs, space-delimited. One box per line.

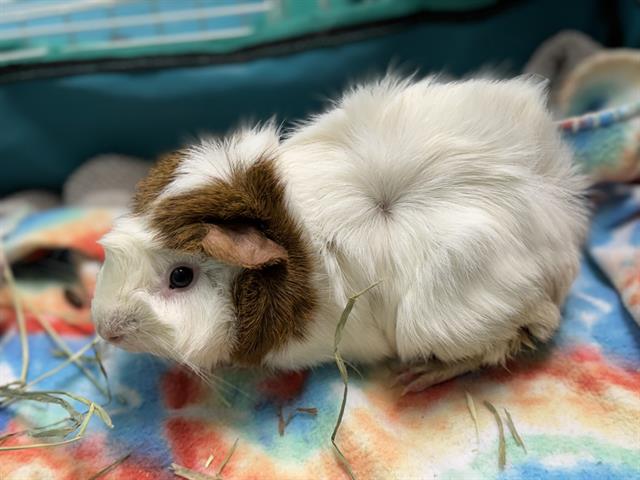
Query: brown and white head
xmin=90 ymin=125 xmax=317 ymax=370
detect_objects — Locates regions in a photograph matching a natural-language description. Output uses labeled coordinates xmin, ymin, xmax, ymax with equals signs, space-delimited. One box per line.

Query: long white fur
xmin=91 ymin=75 xmax=588 ymax=372
xmin=94 ymin=215 xmax=238 ymax=368
xmin=156 ymin=125 xmax=280 ymax=201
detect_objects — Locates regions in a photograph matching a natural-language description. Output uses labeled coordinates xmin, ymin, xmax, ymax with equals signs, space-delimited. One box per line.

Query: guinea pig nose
xmin=97 ymin=324 xmax=123 ymax=343
xmin=106 ymin=333 xmax=123 ymax=343
xmin=97 ymin=315 xmax=136 ymax=343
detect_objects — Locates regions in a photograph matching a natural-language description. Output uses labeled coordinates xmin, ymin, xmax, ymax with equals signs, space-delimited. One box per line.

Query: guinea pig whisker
xmin=188 ymin=365 xmax=248 ymax=400
xmin=188 ymin=366 xmax=239 ymax=397
xmin=204 ymin=372 xmax=251 ymax=399
xmin=184 ymin=366 xmax=239 ymax=401
xmin=342 ymin=359 xmax=364 ymax=379
xmin=150 ymin=335 xmax=241 ymax=398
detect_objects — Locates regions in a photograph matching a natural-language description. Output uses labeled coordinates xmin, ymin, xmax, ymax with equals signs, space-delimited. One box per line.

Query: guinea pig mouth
xmin=213 ymin=360 xmax=232 ymax=369
xmin=106 ymin=337 xmax=142 ymax=353
xmin=123 ymin=327 xmax=175 ymax=357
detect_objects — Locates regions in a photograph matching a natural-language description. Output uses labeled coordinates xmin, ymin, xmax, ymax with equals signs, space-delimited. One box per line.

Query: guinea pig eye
xmin=169 ymin=266 xmax=194 ymax=289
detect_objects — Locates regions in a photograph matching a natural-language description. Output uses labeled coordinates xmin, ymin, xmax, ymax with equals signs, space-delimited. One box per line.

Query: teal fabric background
xmin=0 ymin=0 xmax=633 ymax=195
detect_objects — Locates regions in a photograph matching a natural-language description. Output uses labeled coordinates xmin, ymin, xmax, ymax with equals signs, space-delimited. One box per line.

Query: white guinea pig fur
xmin=91 ymin=76 xmax=588 ymax=386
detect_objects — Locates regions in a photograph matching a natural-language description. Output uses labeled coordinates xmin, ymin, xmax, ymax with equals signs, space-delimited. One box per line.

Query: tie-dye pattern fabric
xmin=0 ymin=187 xmax=639 ymax=480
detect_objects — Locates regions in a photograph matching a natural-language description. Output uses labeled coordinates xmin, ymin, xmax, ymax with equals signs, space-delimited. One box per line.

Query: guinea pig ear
xmin=201 ymin=224 xmax=288 ymax=269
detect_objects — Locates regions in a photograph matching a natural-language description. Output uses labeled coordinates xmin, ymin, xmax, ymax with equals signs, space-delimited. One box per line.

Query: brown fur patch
xmin=132 ymin=151 xmax=184 ymax=214
xmin=148 ymin=157 xmax=316 ymax=365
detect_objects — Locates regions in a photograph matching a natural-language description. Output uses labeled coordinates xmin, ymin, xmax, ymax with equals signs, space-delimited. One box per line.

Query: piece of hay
xmin=26 ymin=298 xmax=109 ymax=399
xmin=0 ymin=388 xmax=83 ymax=427
xmin=0 ymin=243 xmax=29 ymax=385
xmin=217 ymin=438 xmax=239 ymax=477
xmin=28 ymin=420 xmax=78 ymax=439
xmin=0 ymin=337 xmax=102 ymax=410
xmin=93 ymin=343 xmax=112 ymax=403
xmin=204 ymin=454 xmax=214 ymax=468
xmin=278 ymin=406 xmax=319 ymax=436
xmin=171 ymin=464 xmax=217 ymax=480
xmin=0 ymin=417 xmax=76 ymax=444
xmin=277 ymin=405 xmax=286 ymax=436
xmin=26 ymin=338 xmax=99 ymax=388
xmin=172 ymin=438 xmax=239 ymax=480
xmin=88 ymin=452 xmax=132 ymax=480
xmin=296 ymin=407 xmax=318 ymax=415
xmin=484 ymin=401 xmax=506 ymax=470
xmin=0 ymin=374 xmax=112 ymax=450
xmin=0 ymin=401 xmax=96 ymax=451
xmin=51 ymin=350 xmax=97 ymax=363
xmin=0 ymin=387 xmax=113 ymax=448
xmin=504 ymin=408 xmax=527 ymax=453
xmin=465 ymin=391 xmax=480 ymax=446
xmin=59 ymin=390 xmax=112 ymax=427
xmin=0 ymin=219 xmax=111 ymax=453
xmin=332 ymin=281 xmax=381 ymax=480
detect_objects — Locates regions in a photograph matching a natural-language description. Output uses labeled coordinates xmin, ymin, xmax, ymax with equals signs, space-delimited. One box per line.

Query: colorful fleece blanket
xmin=1 ymin=52 xmax=640 ymax=480
xmin=0 ymin=191 xmax=639 ymax=480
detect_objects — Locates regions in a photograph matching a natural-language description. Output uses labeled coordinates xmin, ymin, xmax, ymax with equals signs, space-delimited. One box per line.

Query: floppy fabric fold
xmin=558 ymin=49 xmax=640 ymax=183
xmin=557 ymin=48 xmax=640 ymax=331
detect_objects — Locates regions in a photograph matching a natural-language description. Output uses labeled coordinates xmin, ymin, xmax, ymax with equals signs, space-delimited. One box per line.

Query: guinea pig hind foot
xmin=395 ymin=357 xmax=485 ymax=395
xmin=395 ymin=327 xmax=542 ymax=395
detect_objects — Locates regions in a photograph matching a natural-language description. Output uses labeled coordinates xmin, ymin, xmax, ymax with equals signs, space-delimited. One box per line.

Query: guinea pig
xmin=91 ymin=76 xmax=588 ymax=392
